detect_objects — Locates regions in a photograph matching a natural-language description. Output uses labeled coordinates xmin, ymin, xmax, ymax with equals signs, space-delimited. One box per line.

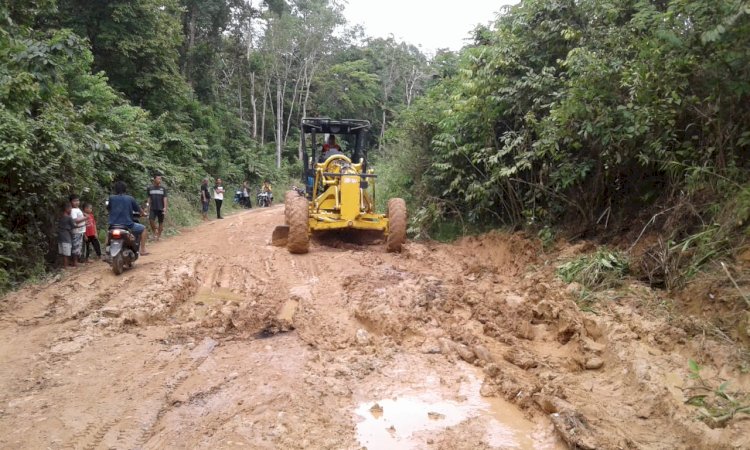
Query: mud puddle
xmin=355 ymin=370 xmax=563 ymax=449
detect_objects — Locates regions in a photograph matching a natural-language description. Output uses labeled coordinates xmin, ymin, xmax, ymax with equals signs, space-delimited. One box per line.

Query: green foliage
xmin=558 ymin=248 xmax=629 ymax=289
xmin=384 ymin=0 xmax=750 ymax=233
xmin=537 ymin=226 xmax=555 ymax=251
xmin=686 ymin=359 xmax=750 ymax=428
xmin=0 ymin=2 xmax=290 ymax=293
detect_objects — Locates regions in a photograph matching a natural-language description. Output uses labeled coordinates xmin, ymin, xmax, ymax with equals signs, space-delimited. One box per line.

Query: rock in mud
xmin=584 ymin=357 xmax=604 ymax=370
xmin=483 ymin=363 xmax=501 ymax=378
xmin=355 ymin=329 xmax=370 ymax=346
xmin=503 ymin=348 xmax=538 ymax=369
xmin=550 ymin=410 xmax=598 ymax=450
xmin=100 ymin=306 xmax=121 ymax=318
xmin=534 ymin=394 xmax=575 ymax=414
xmin=472 ymin=344 xmax=493 ymax=365
xmin=420 ymin=341 xmax=441 ymax=354
xmin=438 ymin=337 xmax=456 ymax=356
xmin=454 ymin=343 xmax=476 ymax=363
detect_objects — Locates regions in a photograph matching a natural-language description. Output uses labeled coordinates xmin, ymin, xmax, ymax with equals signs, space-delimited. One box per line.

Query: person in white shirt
xmin=213 ymin=178 xmax=225 ymax=219
xmin=69 ymin=194 xmax=87 ymax=262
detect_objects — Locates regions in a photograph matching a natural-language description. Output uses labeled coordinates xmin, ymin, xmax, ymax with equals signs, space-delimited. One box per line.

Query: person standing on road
xmin=242 ymin=180 xmax=251 ymax=208
xmin=69 ymin=194 xmax=86 ymax=263
xmin=200 ymin=178 xmax=210 ymax=221
xmin=146 ymin=175 xmax=168 ymax=241
xmin=214 ymin=178 xmax=225 ymax=219
xmin=58 ymin=202 xmax=75 ymax=268
xmin=83 ymin=202 xmax=101 ymax=262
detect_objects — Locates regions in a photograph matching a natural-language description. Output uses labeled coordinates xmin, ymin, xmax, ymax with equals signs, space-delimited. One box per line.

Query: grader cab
xmin=273 ymin=117 xmax=406 ymax=254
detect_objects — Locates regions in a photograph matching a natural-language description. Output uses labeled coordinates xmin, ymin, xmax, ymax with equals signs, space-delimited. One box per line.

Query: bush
xmin=558 ymin=248 xmax=629 ymax=290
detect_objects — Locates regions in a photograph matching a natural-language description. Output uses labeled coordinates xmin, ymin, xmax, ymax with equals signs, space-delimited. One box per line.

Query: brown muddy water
xmin=355 ymin=370 xmax=564 ymax=449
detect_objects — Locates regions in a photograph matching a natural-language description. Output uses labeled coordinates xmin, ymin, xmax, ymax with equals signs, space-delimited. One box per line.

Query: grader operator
xmin=273 ymin=118 xmax=406 ymax=254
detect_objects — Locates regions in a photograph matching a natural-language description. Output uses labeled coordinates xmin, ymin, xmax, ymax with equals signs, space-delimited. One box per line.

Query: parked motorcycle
xmin=234 ymin=189 xmax=252 ymax=208
xmin=257 ymin=190 xmax=272 ymax=207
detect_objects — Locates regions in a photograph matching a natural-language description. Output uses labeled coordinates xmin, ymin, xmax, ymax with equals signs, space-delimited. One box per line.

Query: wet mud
xmin=0 ymin=207 xmax=748 ymax=449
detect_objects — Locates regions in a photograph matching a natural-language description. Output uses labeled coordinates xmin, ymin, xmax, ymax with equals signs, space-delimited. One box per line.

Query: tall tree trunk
xmin=285 ymin=75 xmax=302 ymax=143
xmin=379 ymin=107 xmax=387 ymax=150
xmin=261 ymin=79 xmax=269 ymax=146
xmin=299 ymin=60 xmax=317 ymax=160
xmin=276 ymin=81 xmax=283 ymax=169
xmin=184 ymin=4 xmax=197 ymax=81
xmin=250 ymin=72 xmax=257 ymax=139
xmin=299 ymin=79 xmax=312 ymax=160
xmin=238 ymin=65 xmax=243 ymax=122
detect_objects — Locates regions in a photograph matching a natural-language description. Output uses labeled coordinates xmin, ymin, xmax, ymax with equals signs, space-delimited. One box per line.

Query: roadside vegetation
xmin=382 ymin=0 xmax=750 ymax=293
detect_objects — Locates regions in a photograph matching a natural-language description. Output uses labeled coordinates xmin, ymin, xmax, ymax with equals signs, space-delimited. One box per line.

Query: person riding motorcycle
xmin=107 ymin=181 xmax=147 ymax=253
xmin=261 ymin=179 xmax=273 ymax=204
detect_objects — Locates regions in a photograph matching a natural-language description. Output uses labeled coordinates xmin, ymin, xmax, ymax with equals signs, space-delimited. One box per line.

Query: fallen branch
xmin=720 ymin=262 xmax=750 ymax=308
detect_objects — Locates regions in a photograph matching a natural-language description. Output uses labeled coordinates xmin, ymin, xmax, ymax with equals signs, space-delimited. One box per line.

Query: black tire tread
xmin=112 ymin=253 xmax=124 ymax=275
xmin=386 ymin=198 xmax=407 ymax=253
xmin=287 ymin=197 xmax=310 ymax=254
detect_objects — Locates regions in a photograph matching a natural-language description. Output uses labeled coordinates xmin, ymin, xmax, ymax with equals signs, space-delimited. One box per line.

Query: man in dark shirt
xmin=108 ymin=181 xmax=147 ymax=253
xmin=200 ymin=178 xmax=210 ymax=221
xmin=58 ymin=202 xmax=75 ymax=268
xmin=146 ymin=175 xmax=168 ymax=241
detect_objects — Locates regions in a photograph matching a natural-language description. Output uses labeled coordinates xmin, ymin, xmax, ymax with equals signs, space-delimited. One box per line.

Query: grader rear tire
xmin=386 ymin=198 xmax=407 ymax=253
xmin=287 ymin=197 xmax=310 ymax=254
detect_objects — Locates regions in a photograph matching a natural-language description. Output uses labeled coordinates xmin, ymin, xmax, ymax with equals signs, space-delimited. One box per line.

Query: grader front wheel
xmin=284 ymin=190 xmax=297 ymax=225
xmin=386 ymin=198 xmax=407 ymax=253
xmin=287 ymin=197 xmax=310 ymax=254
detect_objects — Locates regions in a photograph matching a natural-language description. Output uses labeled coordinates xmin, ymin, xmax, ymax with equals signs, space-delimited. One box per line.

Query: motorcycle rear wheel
xmin=112 ymin=253 xmax=125 ymax=275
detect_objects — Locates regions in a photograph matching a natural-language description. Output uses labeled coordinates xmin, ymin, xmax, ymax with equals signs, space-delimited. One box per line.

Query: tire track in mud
xmin=132 ymin=340 xmax=218 ymax=449
xmin=61 ymin=416 xmax=119 ymax=450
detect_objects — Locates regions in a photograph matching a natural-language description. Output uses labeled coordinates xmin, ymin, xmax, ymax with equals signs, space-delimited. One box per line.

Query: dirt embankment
xmin=0 ymin=206 xmax=747 ymax=449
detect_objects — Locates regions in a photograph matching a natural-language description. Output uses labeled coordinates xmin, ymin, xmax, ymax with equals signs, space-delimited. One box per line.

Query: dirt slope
xmin=0 ymin=206 xmax=747 ymax=449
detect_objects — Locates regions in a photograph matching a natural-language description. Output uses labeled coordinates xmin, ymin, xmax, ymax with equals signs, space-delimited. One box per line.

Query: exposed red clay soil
xmin=0 ymin=206 xmax=747 ymax=449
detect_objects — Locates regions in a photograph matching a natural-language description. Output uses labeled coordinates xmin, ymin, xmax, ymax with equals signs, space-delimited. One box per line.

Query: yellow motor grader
xmin=273 ymin=118 xmax=406 ymax=254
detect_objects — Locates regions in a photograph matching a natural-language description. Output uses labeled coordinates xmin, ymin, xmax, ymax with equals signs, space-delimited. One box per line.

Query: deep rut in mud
xmin=0 ymin=206 xmax=748 ymax=449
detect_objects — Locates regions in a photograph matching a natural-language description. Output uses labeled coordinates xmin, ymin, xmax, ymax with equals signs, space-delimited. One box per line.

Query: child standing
xmin=69 ymin=194 xmax=86 ymax=262
xmin=58 ymin=203 xmax=75 ymax=268
xmin=83 ymin=203 xmax=101 ymax=262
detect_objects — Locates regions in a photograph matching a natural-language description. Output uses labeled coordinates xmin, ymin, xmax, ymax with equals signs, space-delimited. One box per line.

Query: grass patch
xmin=685 ymin=359 xmax=750 ymax=428
xmin=558 ymin=248 xmax=629 ymax=290
xmin=162 ymin=193 xmax=202 ymax=236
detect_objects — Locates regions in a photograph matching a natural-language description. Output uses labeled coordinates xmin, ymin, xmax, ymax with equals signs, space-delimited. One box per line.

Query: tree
xmin=57 ymin=0 xmax=189 ymax=113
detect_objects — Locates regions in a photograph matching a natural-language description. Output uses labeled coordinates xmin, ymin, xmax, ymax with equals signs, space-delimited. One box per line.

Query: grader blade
xmin=271 ymin=225 xmax=289 ymax=247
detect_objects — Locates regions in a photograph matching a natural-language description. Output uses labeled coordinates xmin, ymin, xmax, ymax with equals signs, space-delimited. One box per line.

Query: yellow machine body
xmin=307 ymin=154 xmax=390 ymax=233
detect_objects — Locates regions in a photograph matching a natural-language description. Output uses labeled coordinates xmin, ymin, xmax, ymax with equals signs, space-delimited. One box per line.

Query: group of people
xmin=56 ymin=195 xmax=102 ymax=268
xmin=57 ymin=175 xmax=169 ymax=268
xmin=57 ymin=174 xmax=272 ymax=268
xmin=199 ymin=178 xmax=272 ymax=220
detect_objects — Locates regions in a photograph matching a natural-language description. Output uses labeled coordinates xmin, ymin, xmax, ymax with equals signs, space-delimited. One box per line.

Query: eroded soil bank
xmin=0 ymin=206 xmax=747 ymax=449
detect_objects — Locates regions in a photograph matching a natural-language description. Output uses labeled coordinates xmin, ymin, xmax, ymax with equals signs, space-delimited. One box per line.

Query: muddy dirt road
xmin=0 ymin=206 xmax=748 ymax=449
